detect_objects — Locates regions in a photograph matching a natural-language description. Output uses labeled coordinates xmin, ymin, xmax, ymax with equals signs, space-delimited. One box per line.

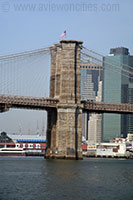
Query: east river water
xmin=0 ymin=157 xmax=133 ymax=200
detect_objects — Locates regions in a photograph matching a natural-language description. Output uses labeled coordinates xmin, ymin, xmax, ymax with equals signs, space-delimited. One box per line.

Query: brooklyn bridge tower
xmin=45 ymin=40 xmax=83 ymax=159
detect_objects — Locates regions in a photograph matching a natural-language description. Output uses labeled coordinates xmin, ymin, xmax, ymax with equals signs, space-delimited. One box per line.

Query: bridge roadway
xmin=83 ymin=101 xmax=133 ymax=114
xmin=0 ymin=95 xmax=133 ymax=114
xmin=0 ymin=95 xmax=58 ymax=112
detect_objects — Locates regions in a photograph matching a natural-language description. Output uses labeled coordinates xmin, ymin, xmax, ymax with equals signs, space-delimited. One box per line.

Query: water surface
xmin=0 ymin=157 xmax=133 ymax=200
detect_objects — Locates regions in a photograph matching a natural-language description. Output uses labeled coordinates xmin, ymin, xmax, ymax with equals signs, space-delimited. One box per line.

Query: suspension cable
xmin=81 ymin=51 xmax=133 ymax=75
xmin=0 ymin=47 xmax=50 ymax=61
xmin=81 ymin=57 xmax=133 ymax=80
xmin=82 ymin=46 xmax=133 ymax=70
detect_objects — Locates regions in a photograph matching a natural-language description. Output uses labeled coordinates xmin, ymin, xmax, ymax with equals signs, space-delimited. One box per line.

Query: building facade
xmin=103 ymin=47 xmax=132 ymax=141
xmin=80 ymin=64 xmax=103 ymax=141
xmin=128 ymin=56 xmax=133 ymax=133
xmin=88 ymin=81 xmax=102 ymax=144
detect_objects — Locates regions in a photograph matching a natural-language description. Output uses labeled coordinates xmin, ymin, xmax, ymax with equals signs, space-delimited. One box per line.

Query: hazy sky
xmin=0 ymin=0 xmax=133 ymax=135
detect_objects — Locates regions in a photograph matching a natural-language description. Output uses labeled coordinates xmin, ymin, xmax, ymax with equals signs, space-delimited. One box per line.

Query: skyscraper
xmin=103 ymin=47 xmax=131 ymax=141
xmin=88 ymin=81 xmax=102 ymax=144
xmin=80 ymin=64 xmax=103 ymax=140
xmin=80 ymin=68 xmax=96 ymax=140
xmin=128 ymin=56 xmax=133 ymax=133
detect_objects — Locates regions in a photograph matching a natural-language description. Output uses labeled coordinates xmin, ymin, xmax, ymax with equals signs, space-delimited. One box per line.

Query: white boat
xmin=0 ymin=147 xmax=26 ymax=156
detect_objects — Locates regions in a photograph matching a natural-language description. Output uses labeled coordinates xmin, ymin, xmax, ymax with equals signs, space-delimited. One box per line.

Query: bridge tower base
xmin=45 ymin=107 xmax=82 ymax=159
xmin=45 ymin=40 xmax=83 ymax=160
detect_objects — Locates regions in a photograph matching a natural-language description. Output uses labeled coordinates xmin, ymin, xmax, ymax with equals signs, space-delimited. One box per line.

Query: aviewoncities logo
xmin=1 ymin=2 xmax=120 ymax=13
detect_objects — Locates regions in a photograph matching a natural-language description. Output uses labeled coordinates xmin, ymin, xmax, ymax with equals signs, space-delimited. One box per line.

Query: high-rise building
xmin=103 ymin=47 xmax=132 ymax=141
xmin=80 ymin=69 xmax=96 ymax=140
xmin=80 ymin=69 xmax=96 ymax=101
xmin=80 ymin=64 xmax=103 ymax=140
xmin=88 ymin=81 xmax=102 ymax=144
xmin=128 ymin=56 xmax=133 ymax=134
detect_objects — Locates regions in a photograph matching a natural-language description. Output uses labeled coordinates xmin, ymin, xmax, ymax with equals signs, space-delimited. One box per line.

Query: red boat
xmin=0 ymin=142 xmax=46 ymax=156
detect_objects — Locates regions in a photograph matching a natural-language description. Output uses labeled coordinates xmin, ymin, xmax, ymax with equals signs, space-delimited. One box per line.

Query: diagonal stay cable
xmin=82 ymin=46 xmax=133 ymax=70
xmin=81 ymin=51 xmax=133 ymax=75
xmin=81 ymin=58 xmax=133 ymax=80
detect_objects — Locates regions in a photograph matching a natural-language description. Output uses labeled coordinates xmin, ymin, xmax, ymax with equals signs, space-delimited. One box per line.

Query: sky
xmin=0 ymin=0 xmax=133 ymax=135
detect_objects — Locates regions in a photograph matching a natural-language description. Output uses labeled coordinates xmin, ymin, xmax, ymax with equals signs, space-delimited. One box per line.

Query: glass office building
xmin=128 ymin=56 xmax=133 ymax=133
xmin=103 ymin=47 xmax=130 ymax=141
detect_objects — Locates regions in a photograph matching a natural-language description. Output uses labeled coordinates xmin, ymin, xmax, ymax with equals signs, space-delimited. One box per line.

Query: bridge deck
xmin=0 ymin=95 xmax=133 ymax=114
xmin=0 ymin=95 xmax=58 ymax=112
xmin=83 ymin=101 xmax=133 ymax=114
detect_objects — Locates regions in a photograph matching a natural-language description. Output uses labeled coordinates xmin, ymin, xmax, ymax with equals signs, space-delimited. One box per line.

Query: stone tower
xmin=45 ymin=40 xmax=83 ymax=159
